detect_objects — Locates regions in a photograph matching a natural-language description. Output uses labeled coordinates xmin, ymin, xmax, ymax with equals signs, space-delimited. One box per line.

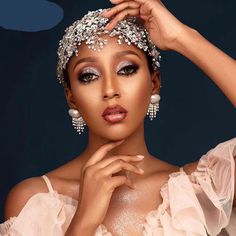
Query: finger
xmin=100 ymin=159 xmax=144 ymax=177
xmin=85 ymin=140 xmax=125 ymax=167
xmin=102 ymin=1 xmax=140 ymax=18
xmin=109 ymin=175 xmax=136 ymax=189
xmin=95 ymin=154 xmax=145 ymax=169
xmin=109 ymin=0 xmax=165 ymax=9
xmin=110 ymin=0 xmax=146 ymax=4
xmin=105 ymin=8 xmax=140 ymax=30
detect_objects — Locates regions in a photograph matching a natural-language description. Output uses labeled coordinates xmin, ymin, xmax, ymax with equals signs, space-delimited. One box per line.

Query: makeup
xmin=102 ymin=105 xmax=128 ymax=123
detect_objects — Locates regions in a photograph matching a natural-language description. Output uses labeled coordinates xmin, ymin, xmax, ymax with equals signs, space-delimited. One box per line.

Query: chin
xmin=94 ymin=122 xmax=142 ymax=141
xmin=87 ymin=114 xmax=145 ymax=141
xmin=103 ymin=129 xmax=130 ymax=141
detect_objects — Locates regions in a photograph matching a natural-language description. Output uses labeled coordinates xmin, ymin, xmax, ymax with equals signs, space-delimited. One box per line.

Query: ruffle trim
xmin=0 ymin=217 xmax=16 ymax=235
xmin=0 ymin=137 xmax=235 ymax=236
xmin=142 ymin=137 xmax=236 ymax=236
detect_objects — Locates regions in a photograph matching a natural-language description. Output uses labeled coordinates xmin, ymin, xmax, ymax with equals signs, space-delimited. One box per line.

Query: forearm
xmin=173 ymin=27 xmax=236 ymax=108
xmin=65 ymin=212 xmax=97 ymax=236
xmin=65 ymin=225 xmax=95 ymax=236
xmin=65 ymin=222 xmax=96 ymax=236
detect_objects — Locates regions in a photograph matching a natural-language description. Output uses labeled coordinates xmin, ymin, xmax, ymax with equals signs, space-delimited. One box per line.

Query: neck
xmin=86 ymin=124 xmax=149 ymax=158
xmin=78 ymin=123 xmax=156 ymax=177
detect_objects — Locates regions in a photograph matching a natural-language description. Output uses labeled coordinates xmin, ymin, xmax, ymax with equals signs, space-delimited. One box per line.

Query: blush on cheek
xmin=137 ymin=78 xmax=151 ymax=103
xmin=129 ymin=78 xmax=151 ymax=120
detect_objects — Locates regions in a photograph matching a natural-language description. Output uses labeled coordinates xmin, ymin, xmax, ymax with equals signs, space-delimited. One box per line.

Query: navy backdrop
xmin=0 ymin=0 xmax=236 ymax=222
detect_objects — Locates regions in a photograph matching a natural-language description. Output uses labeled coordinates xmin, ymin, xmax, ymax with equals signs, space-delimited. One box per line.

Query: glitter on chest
xmin=114 ymin=188 xmax=139 ymax=204
xmin=104 ymin=188 xmax=145 ymax=235
xmin=108 ymin=209 xmax=144 ymax=236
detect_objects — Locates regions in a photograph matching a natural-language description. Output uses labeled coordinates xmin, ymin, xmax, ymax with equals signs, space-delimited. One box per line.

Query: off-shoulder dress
xmin=1 ymin=137 xmax=236 ymax=236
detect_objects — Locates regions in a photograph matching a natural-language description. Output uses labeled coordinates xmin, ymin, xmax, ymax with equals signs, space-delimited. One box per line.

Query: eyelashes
xmin=78 ymin=72 xmax=99 ymax=84
xmin=78 ymin=67 xmax=99 ymax=84
xmin=117 ymin=64 xmax=139 ymax=76
xmin=77 ymin=63 xmax=139 ymax=84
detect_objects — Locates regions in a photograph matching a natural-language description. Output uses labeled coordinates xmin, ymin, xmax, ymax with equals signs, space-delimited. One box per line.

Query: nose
xmin=102 ymin=77 xmax=121 ymax=100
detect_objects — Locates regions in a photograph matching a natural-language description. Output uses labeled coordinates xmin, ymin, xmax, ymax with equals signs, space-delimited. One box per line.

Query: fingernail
xmin=137 ymin=155 xmax=145 ymax=159
xmin=102 ymin=11 xmax=109 ymax=16
xmin=105 ymin=22 xmax=111 ymax=28
xmin=138 ymin=168 xmax=144 ymax=173
xmin=131 ymin=184 xmax=136 ymax=189
xmin=116 ymin=139 xmax=124 ymax=144
xmin=129 ymin=183 xmax=136 ymax=189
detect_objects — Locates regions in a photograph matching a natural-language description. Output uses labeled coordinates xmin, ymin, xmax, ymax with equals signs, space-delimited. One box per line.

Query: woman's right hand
xmin=72 ymin=140 xmax=145 ymax=232
xmin=103 ymin=0 xmax=190 ymax=51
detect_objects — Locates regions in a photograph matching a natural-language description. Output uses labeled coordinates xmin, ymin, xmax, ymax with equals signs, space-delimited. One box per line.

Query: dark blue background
xmin=0 ymin=0 xmax=236 ymax=222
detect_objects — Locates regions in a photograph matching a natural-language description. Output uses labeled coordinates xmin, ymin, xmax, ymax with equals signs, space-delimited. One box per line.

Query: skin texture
xmin=103 ymin=0 xmax=236 ymax=107
xmin=63 ymin=36 xmax=176 ymax=234
xmin=65 ymin=35 xmax=160 ymax=142
xmin=5 ymin=34 xmax=180 ymax=235
xmin=4 ymin=0 xmax=236 ymax=235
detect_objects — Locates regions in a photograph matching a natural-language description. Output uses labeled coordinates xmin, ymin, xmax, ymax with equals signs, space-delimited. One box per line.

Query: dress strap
xmin=41 ymin=175 xmax=54 ymax=193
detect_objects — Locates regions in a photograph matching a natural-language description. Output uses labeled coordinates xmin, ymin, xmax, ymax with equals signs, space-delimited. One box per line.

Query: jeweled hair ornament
xmin=57 ymin=8 xmax=161 ymax=86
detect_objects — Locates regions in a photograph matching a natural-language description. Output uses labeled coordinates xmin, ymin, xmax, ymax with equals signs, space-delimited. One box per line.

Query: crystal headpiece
xmin=57 ymin=8 xmax=161 ymax=86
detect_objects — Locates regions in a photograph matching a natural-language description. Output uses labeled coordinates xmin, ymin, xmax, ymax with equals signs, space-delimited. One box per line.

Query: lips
xmin=102 ymin=105 xmax=128 ymax=123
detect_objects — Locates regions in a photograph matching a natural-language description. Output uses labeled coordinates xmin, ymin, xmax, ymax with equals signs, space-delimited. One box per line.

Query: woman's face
xmin=65 ymin=35 xmax=160 ymax=140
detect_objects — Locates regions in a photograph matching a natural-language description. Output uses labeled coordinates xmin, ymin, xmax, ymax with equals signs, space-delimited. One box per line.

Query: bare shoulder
xmin=4 ymin=157 xmax=82 ymax=221
xmin=182 ymin=161 xmax=198 ymax=175
xmin=149 ymin=156 xmax=198 ymax=180
xmin=145 ymin=157 xmax=180 ymax=186
xmin=4 ymin=176 xmax=48 ymax=221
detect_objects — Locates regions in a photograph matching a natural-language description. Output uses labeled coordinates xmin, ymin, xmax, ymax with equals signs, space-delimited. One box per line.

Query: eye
xmin=117 ymin=64 xmax=139 ymax=76
xmin=78 ymin=73 xmax=98 ymax=84
xmin=78 ymin=67 xmax=99 ymax=84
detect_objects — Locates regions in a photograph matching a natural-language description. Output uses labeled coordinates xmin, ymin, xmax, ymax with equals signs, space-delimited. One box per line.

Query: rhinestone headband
xmin=57 ymin=8 xmax=161 ymax=86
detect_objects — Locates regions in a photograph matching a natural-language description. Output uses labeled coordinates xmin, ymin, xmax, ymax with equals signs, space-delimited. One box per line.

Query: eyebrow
xmin=73 ymin=50 xmax=141 ymax=71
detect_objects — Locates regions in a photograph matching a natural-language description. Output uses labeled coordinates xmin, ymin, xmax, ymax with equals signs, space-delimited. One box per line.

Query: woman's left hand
xmin=102 ymin=0 xmax=191 ymax=51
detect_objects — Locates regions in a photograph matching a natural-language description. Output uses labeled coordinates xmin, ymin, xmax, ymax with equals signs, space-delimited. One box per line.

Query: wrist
xmin=65 ymin=222 xmax=97 ymax=236
xmin=170 ymin=25 xmax=199 ymax=53
xmin=66 ymin=212 xmax=98 ymax=236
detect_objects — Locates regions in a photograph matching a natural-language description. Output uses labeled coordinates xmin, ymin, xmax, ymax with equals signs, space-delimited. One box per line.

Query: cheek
xmin=124 ymin=76 xmax=151 ymax=111
xmin=69 ymin=73 xmax=151 ymax=129
xmin=70 ymin=84 xmax=101 ymax=116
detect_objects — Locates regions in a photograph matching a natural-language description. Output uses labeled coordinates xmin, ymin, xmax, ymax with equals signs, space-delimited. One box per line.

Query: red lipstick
xmin=102 ymin=105 xmax=128 ymax=123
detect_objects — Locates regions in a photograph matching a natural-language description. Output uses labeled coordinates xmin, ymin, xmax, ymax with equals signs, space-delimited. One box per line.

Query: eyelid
xmin=116 ymin=61 xmax=136 ymax=72
xmin=80 ymin=66 xmax=100 ymax=75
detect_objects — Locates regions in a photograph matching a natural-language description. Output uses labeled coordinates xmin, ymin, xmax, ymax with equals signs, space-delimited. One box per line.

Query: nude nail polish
xmin=137 ymin=155 xmax=145 ymax=159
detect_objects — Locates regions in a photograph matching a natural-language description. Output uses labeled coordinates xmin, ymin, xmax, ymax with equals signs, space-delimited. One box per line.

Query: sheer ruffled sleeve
xmin=0 ymin=217 xmax=16 ymax=235
xmin=0 ymin=192 xmax=77 ymax=236
xmin=189 ymin=137 xmax=236 ymax=235
xmin=1 ymin=138 xmax=235 ymax=236
xmin=143 ymin=137 xmax=236 ymax=236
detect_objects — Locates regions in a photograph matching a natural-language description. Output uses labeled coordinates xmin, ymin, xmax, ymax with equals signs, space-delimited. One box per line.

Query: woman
xmin=0 ymin=0 xmax=236 ymax=235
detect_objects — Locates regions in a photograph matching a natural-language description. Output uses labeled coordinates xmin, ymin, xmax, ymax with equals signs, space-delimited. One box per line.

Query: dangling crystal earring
xmin=68 ymin=109 xmax=86 ymax=134
xmin=147 ymin=94 xmax=161 ymax=120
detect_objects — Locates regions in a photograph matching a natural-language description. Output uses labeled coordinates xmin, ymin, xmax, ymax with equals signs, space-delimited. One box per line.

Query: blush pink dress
xmin=0 ymin=137 xmax=236 ymax=236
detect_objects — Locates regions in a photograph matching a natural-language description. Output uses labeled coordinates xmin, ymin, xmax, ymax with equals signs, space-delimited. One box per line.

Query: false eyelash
xmin=78 ymin=64 xmax=139 ymax=84
xmin=117 ymin=64 xmax=139 ymax=76
xmin=78 ymin=73 xmax=99 ymax=84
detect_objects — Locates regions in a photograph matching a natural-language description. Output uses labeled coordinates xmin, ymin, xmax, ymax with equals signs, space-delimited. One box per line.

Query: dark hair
xmin=63 ymin=53 xmax=157 ymax=90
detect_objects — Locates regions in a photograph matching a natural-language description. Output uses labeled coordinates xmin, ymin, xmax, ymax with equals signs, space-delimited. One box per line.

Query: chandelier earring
xmin=68 ymin=108 xmax=86 ymax=134
xmin=147 ymin=94 xmax=161 ymax=120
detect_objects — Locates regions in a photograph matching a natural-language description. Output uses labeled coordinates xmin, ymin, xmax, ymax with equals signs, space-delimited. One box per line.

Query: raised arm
xmin=172 ymin=27 xmax=236 ymax=108
xmin=103 ymin=0 xmax=236 ymax=107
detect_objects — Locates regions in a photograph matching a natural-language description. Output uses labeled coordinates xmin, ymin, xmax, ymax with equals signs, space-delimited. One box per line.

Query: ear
xmin=150 ymin=70 xmax=161 ymax=94
xmin=64 ymin=87 xmax=77 ymax=109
